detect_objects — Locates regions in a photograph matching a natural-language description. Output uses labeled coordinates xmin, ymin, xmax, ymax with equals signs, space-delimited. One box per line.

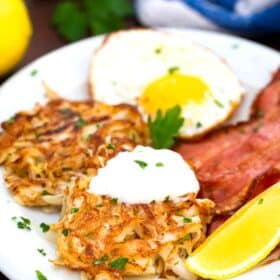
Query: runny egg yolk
xmin=140 ymin=73 xmax=210 ymax=115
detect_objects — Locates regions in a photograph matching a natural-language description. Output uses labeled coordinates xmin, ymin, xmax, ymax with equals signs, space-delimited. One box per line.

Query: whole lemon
xmin=0 ymin=0 xmax=32 ymax=76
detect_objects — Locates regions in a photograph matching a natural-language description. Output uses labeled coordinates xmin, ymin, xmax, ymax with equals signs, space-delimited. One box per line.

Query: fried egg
xmin=89 ymin=30 xmax=244 ymax=138
xmin=89 ymin=145 xmax=199 ymax=203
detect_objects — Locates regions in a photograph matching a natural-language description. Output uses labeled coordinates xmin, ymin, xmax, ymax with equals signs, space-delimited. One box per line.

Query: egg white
xmin=89 ymin=29 xmax=244 ymax=138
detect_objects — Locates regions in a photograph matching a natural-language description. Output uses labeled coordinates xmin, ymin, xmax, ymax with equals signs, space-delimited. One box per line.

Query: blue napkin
xmin=136 ymin=0 xmax=280 ymax=34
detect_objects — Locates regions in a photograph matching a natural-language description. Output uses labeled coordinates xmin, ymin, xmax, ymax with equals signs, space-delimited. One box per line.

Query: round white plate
xmin=0 ymin=29 xmax=279 ymax=280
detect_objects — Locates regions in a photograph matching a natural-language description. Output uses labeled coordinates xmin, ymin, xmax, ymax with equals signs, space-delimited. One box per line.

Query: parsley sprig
xmin=148 ymin=106 xmax=184 ymax=149
xmin=52 ymin=0 xmax=134 ymax=42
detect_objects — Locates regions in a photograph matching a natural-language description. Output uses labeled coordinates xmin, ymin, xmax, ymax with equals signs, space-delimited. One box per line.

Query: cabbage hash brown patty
xmin=0 ymin=98 xmax=148 ymax=207
xmin=52 ymin=187 xmax=214 ymax=279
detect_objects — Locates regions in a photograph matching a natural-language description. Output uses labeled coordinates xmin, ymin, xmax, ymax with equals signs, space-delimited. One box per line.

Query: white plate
xmin=0 ymin=29 xmax=279 ymax=280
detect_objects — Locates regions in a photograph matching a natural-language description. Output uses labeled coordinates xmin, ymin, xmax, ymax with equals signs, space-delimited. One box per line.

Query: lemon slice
xmin=185 ymin=182 xmax=280 ymax=279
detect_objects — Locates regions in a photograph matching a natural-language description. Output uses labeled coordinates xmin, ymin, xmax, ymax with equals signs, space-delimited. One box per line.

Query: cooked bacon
xmin=251 ymin=68 xmax=280 ymax=118
xmin=175 ymin=68 xmax=280 ymax=214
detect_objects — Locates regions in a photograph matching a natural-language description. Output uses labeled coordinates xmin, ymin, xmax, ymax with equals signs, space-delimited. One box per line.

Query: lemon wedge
xmin=185 ymin=182 xmax=280 ymax=279
xmin=0 ymin=0 xmax=32 ymax=76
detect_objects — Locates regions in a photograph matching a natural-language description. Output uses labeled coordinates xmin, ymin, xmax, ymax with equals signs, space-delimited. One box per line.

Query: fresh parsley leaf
xmin=12 ymin=216 xmax=31 ymax=231
xmin=52 ymin=1 xmax=88 ymax=42
xmin=196 ymin=122 xmax=202 ymax=129
xmin=93 ymin=255 xmax=109 ymax=265
xmin=40 ymin=223 xmax=50 ymax=233
xmin=109 ymin=257 xmax=128 ymax=270
xmin=134 ymin=160 xmax=148 ymax=169
xmin=155 ymin=162 xmax=164 ymax=167
xmin=111 ymin=197 xmax=118 ymax=204
xmin=74 ymin=117 xmax=86 ymax=129
xmin=37 ymin=248 xmax=46 ymax=256
xmin=31 ymin=69 xmax=38 ymax=77
xmin=41 ymin=190 xmax=50 ymax=196
xmin=148 ymin=106 xmax=184 ymax=149
xmin=183 ymin=233 xmax=191 ymax=240
xmin=52 ymin=0 xmax=134 ymax=42
xmin=155 ymin=48 xmax=162 ymax=54
xmin=62 ymin=228 xmax=70 ymax=236
xmin=71 ymin=207 xmax=79 ymax=213
xmin=258 ymin=198 xmax=264 ymax=205
xmin=183 ymin=217 xmax=192 ymax=223
xmin=6 ymin=117 xmax=15 ymax=124
xmin=35 ymin=270 xmax=47 ymax=280
xmin=214 ymin=99 xmax=224 ymax=108
xmin=107 ymin=143 xmax=116 ymax=150
xmin=168 ymin=66 xmax=179 ymax=74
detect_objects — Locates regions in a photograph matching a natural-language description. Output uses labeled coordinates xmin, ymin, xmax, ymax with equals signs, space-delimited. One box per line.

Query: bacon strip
xmin=175 ymin=68 xmax=280 ymax=214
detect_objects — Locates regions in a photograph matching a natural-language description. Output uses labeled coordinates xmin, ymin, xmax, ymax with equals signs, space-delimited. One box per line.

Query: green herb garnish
xmin=214 ymin=99 xmax=224 ymax=108
xmin=12 ymin=216 xmax=31 ymax=231
xmin=35 ymin=270 xmax=47 ymax=280
xmin=40 ymin=223 xmax=50 ymax=233
xmin=111 ymin=198 xmax=118 ymax=204
xmin=109 ymin=257 xmax=128 ymax=270
xmin=183 ymin=217 xmax=192 ymax=223
xmin=74 ymin=117 xmax=86 ymax=129
xmin=155 ymin=162 xmax=164 ymax=167
xmin=41 ymin=190 xmax=50 ymax=196
xmin=134 ymin=160 xmax=148 ymax=169
xmin=6 ymin=117 xmax=15 ymax=124
xmin=183 ymin=233 xmax=191 ymax=240
xmin=62 ymin=228 xmax=69 ymax=236
xmin=196 ymin=122 xmax=202 ymax=129
xmin=155 ymin=48 xmax=162 ymax=54
xmin=37 ymin=248 xmax=46 ymax=256
xmin=52 ymin=0 xmax=133 ymax=42
xmin=148 ymin=105 xmax=184 ymax=149
xmin=107 ymin=143 xmax=116 ymax=150
xmin=258 ymin=198 xmax=264 ymax=205
xmin=93 ymin=255 xmax=109 ymax=265
xmin=71 ymin=207 xmax=79 ymax=213
xmin=31 ymin=69 xmax=38 ymax=77
xmin=168 ymin=66 xmax=179 ymax=74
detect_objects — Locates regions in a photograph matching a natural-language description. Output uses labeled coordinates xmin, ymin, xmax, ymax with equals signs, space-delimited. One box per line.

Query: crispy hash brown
xmin=0 ymin=99 xmax=148 ymax=207
xmin=52 ymin=188 xmax=214 ymax=279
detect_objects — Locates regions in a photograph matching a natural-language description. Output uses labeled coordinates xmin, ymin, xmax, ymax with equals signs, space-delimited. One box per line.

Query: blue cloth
xmin=181 ymin=0 xmax=280 ymax=33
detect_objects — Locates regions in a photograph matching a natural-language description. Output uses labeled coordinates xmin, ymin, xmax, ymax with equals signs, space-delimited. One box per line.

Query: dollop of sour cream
xmin=89 ymin=146 xmax=199 ymax=204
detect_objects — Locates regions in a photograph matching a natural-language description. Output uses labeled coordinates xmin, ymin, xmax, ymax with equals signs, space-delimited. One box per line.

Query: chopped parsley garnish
xmin=150 ymin=200 xmax=156 ymax=204
xmin=256 ymin=110 xmax=265 ymax=118
xmin=35 ymin=270 xmax=47 ymax=280
xmin=6 ymin=117 xmax=15 ymax=124
xmin=96 ymin=203 xmax=104 ymax=207
xmin=62 ymin=228 xmax=70 ymax=236
xmin=74 ymin=117 xmax=86 ymax=129
xmin=40 ymin=223 xmax=50 ymax=233
xmin=148 ymin=105 xmax=184 ymax=149
xmin=93 ymin=255 xmax=109 ymax=265
xmin=37 ymin=248 xmax=46 ymax=256
xmin=111 ymin=197 xmax=118 ymax=204
xmin=41 ymin=190 xmax=50 ymax=196
xmin=183 ymin=233 xmax=191 ymax=240
xmin=35 ymin=131 xmax=41 ymax=139
xmin=155 ymin=48 xmax=162 ymax=54
xmin=71 ymin=207 xmax=79 ymax=213
xmin=174 ymin=261 xmax=179 ymax=266
xmin=196 ymin=122 xmax=202 ymax=129
xmin=214 ymin=99 xmax=224 ymax=108
xmin=107 ymin=143 xmax=116 ymax=150
xmin=12 ymin=216 xmax=31 ymax=231
xmin=164 ymin=195 xmax=170 ymax=202
xmin=134 ymin=160 xmax=148 ymax=169
xmin=258 ymin=198 xmax=264 ymax=205
xmin=156 ymin=162 xmax=164 ymax=167
xmin=183 ymin=217 xmax=192 ymax=223
xmin=168 ymin=66 xmax=179 ymax=74
xmin=109 ymin=257 xmax=128 ymax=270
xmin=31 ymin=69 xmax=38 ymax=77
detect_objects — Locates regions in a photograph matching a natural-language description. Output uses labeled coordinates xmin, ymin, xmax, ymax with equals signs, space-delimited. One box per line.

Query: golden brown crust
xmin=0 ymin=98 xmax=148 ymax=207
xmin=52 ymin=188 xmax=214 ymax=279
